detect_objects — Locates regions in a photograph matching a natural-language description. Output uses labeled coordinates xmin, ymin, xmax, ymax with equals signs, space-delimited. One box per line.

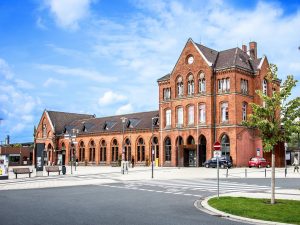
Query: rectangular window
xmin=241 ymin=79 xmax=248 ymax=94
xmin=177 ymin=107 xmax=183 ymax=126
xmin=166 ymin=109 xmax=171 ymax=127
xmin=221 ymin=102 xmax=229 ymax=122
xmin=188 ymin=106 xmax=194 ymax=125
xmin=163 ymin=88 xmax=171 ymax=100
xmin=199 ymin=104 xmax=206 ymax=123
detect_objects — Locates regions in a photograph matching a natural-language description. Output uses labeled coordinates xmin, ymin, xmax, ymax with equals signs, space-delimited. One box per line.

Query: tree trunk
xmin=271 ymin=148 xmax=276 ymax=204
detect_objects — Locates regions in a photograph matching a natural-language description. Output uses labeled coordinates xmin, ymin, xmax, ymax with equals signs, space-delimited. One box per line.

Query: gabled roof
xmin=62 ymin=110 xmax=159 ymax=135
xmin=158 ymin=39 xmax=263 ymax=81
xmin=47 ymin=111 xmax=95 ymax=134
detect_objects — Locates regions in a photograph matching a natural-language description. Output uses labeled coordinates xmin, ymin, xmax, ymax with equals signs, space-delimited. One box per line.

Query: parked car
xmin=248 ymin=157 xmax=270 ymax=168
xmin=203 ymin=156 xmax=232 ymax=168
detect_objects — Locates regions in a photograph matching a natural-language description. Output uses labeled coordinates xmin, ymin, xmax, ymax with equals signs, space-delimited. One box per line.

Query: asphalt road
xmin=0 ymin=184 xmax=248 ymax=225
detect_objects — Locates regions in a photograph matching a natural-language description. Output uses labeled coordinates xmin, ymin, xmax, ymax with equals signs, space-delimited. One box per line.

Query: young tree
xmin=243 ymin=64 xmax=300 ymax=204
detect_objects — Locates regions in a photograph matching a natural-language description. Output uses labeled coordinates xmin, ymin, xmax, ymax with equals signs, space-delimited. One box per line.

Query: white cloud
xmin=0 ymin=58 xmax=41 ymax=139
xmin=115 ymin=103 xmax=134 ymax=115
xmin=44 ymin=0 xmax=93 ymax=30
xmin=36 ymin=16 xmax=47 ymax=30
xmin=98 ymin=91 xmax=127 ymax=105
xmin=43 ymin=77 xmax=66 ymax=87
xmin=0 ymin=58 xmax=14 ymax=79
xmin=36 ymin=64 xmax=117 ymax=83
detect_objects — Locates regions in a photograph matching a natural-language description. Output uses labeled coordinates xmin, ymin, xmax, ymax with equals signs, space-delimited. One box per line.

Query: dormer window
xmin=187 ymin=74 xmax=194 ymax=95
xmin=198 ymin=72 xmax=206 ymax=94
xmin=177 ymin=76 xmax=184 ymax=97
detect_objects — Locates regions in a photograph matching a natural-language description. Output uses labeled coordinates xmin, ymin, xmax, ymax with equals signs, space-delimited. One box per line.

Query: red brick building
xmin=34 ymin=38 xmax=283 ymax=167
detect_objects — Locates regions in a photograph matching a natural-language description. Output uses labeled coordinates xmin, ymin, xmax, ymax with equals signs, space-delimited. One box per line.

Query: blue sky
xmin=0 ymin=0 xmax=300 ymax=143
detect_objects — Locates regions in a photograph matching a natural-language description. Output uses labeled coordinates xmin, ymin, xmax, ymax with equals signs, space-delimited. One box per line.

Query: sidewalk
xmin=0 ymin=166 xmax=299 ymax=191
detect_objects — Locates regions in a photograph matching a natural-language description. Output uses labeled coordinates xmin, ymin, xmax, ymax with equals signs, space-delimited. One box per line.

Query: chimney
xmin=5 ymin=135 xmax=10 ymax=145
xmin=249 ymin=41 xmax=257 ymax=59
xmin=242 ymin=44 xmax=247 ymax=53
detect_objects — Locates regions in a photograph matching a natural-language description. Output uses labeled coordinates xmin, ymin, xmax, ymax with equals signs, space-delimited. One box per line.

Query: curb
xmin=195 ymin=195 xmax=295 ymax=225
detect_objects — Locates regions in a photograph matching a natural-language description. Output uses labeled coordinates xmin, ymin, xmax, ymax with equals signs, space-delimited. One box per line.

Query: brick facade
xmin=34 ymin=38 xmax=284 ymax=167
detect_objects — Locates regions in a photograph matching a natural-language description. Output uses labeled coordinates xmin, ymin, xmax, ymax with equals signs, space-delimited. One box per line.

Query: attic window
xmin=103 ymin=121 xmax=116 ymax=130
xmin=126 ymin=119 xmax=140 ymax=128
xmin=82 ymin=125 xmax=87 ymax=132
xmin=152 ymin=117 xmax=159 ymax=126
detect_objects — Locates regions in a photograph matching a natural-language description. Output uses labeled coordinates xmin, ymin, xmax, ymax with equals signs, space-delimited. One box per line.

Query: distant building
xmin=34 ymin=38 xmax=284 ymax=167
xmin=0 ymin=142 xmax=33 ymax=166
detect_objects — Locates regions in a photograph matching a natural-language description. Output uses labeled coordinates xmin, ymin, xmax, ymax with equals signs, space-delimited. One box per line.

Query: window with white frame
xmin=187 ymin=74 xmax=194 ymax=95
xmin=242 ymin=102 xmax=247 ymax=121
xmin=177 ymin=107 xmax=183 ymax=127
xmin=163 ymin=88 xmax=171 ymax=100
xmin=188 ymin=105 xmax=194 ymax=125
xmin=198 ymin=72 xmax=206 ymax=93
xmin=263 ymin=79 xmax=267 ymax=95
xmin=221 ymin=102 xmax=229 ymax=122
xmin=177 ymin=77 xmax=184 ymax=97
xmin=165 ymin=109 xmax=171 ymax=127
xmin=199 ymin=104 xmax=206 ymax=123
xmin=218 ymin=78 xmax=230 ymax=93
xmin=241 ymin=79 xmax=248 ymax=94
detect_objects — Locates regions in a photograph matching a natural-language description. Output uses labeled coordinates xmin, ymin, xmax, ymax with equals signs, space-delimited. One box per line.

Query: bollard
xmin=245 ymin=168 xmax=247 ymax=178
xmin=285 ymin=167 xmax=287 ymax=177
xmin=226 ymin=167 xmax=228 ymax=178
xmin=265 ymin=168 xmax=266 ymax=178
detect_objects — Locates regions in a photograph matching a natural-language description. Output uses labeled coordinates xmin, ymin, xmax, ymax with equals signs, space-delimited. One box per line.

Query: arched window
xmin=188 ymin=105 xmax=194 ymax=125
xmin=79 ymin=141 xmax=85 ymax=162
xmin=164 ymin=137 xmax=172 ymax=161
xmin=187 ymin=136 xmax=195 ymax=145
xmin=221 ymin=134 xmax=230 ymax=157
xmin=89 ymin=140 xmax=95 ymax=162
xmin=100 ymin=140 xmax=107 ymax=162
xmin=177 ymin=76 xmax=183 ymax=97
xmin=137 ymin=138 xmax=145 ymax=162
xmin=151 ymin=137 xmax=159 ymax=159
xmin=187 ymin=74 xmax=194 ymax=95
xmin=124 ymin=138 xmax=131 ymax=161
xmin=242 ymin=102 xmax=247 ymax=121
xmin=165 ymin=109 xmax=171 ymax=128
xmin=221 ymin=102 xmax=229 ymax=122
xmin=199 ymin=104 xmax=206 ymax=123
xmin=111 ymin=139 xmax=118 ymax=162
xmin=198 ymin=72 xmax=206 ymax=93
xmin=263 ymin=79 xmax=268 ymax=95
xmin=176 ymin=107 xmax=183 ymax=127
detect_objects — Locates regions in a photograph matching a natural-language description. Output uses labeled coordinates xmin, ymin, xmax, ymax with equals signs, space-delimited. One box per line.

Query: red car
xmin=248 ymin=157 xmax=270 ymax=168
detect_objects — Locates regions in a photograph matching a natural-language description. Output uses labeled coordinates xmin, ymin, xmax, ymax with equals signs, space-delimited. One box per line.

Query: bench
xmin=13 ymin=168 xmax=32 ymax=179
xmin=45 ymin=166 xmax=61 ymax=176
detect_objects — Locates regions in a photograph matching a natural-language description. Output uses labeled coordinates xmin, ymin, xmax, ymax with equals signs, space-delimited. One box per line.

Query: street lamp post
xmin=151 ymin=116 xmax=159 ymax=179
xmin=121 ymin=117 xmax=127 ymax=175
xmin=64 ymin=129 xmax=78 ymax=175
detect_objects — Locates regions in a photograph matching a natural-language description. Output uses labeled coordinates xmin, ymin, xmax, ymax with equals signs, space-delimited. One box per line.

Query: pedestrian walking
xmin=293 ymin=162 xmax=299 ymax=173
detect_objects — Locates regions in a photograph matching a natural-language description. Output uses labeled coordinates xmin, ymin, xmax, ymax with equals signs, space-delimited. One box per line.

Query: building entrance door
xmin=184 ymin=150 xmax=196 ymax=167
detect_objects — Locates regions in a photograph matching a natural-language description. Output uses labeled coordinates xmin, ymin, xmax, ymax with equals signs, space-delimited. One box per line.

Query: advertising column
xmin=35 ymin=143 xmax=45 ymax=176
xmin=0 ymin=155 xmax=9 ymax=180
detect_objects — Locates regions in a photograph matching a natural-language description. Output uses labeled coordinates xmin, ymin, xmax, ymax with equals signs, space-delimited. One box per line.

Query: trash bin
xmin=62 ymin=165 xmax=66 ymax=175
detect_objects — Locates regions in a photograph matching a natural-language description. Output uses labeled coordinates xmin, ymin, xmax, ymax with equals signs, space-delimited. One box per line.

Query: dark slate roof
xmin=62 ymin=110 xmax=159 ymax=135
xmin=157 ymin=41 xmax=263 ymax=81
xmin=47 ymin=111 xmax=95 ymax=134
xmin=157 ymin=73 xmax=170 ymax=82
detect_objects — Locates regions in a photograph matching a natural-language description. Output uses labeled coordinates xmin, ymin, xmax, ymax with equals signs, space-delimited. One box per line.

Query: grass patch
xmin=208 ymin=197 xmax=300 ymax=224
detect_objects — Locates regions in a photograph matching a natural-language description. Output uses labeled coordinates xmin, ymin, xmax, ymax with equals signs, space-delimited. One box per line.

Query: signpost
xmin=213 ymin=141 xmax=221 ymax=199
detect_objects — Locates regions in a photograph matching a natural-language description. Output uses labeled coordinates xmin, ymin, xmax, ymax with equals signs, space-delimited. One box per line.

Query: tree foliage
xmin=243 ymin=64 xmax=300 ymax=152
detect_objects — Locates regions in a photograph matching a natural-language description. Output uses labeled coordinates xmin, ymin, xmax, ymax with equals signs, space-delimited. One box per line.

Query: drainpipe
xmin=213 ymin=67 xmax=217 ymax=143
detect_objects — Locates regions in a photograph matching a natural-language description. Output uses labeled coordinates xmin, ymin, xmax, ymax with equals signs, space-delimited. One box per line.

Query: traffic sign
xmin=214 ymin=150 xmax=221 ymax=158
xmin=213 ymin=141 xmax=221 ymax=150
